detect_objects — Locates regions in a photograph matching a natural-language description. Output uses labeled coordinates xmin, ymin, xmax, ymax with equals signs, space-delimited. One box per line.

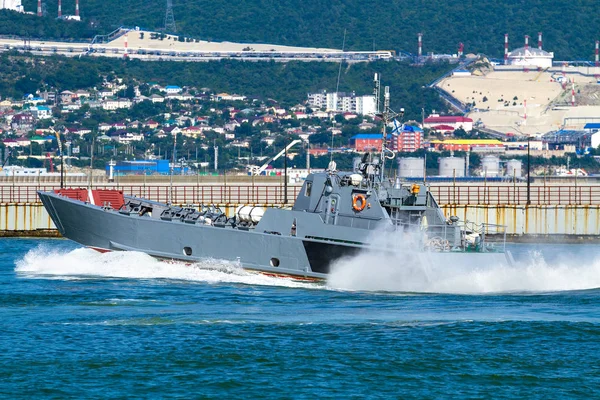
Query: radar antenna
xmin=373 ymin=73 xmax=381 ymax=114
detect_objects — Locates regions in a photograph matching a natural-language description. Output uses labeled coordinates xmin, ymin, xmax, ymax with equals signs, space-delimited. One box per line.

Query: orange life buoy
xmin=352 ymin=193 xmax=367 ymax=212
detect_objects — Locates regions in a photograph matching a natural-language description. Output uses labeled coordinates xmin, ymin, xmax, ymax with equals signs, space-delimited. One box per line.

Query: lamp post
xmin=526 ymin=137 xmax=531 ymax=205
xmin=284 ymin=140 xmax=288 ymax=204
xmin=59 ymin=141 xmax=64 ymax=189
xmin=52 ymin=128 xmax=64 ymax=189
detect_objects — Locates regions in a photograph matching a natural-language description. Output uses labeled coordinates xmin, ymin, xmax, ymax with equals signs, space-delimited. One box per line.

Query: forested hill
xmin=0 ymin=54 xmax=449 ymax=119
xmin=15 ymin=0 xmax=600 ymax=59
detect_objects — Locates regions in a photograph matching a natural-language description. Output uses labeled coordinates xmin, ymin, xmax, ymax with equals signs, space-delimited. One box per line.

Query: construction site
xmin=435 ymin=34 xmax=600 ymax=137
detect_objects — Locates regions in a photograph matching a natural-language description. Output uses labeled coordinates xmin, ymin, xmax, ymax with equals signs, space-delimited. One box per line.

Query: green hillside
xmin=0 ymin=53 xmax=450 ymax=119
xmin=15 ymin=0 xmax=600 ymax=59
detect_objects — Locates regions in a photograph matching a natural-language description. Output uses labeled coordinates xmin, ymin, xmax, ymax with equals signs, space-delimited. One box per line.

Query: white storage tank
xmin=439 ymin=157 xmax=465 ymax=177
xmin=506 ymin=159 xmax=522 ymax=178
xmin=397 ymin=157 xmax=425 ymax=177
xmin=481 ymin=155 xmax=500 ymax=177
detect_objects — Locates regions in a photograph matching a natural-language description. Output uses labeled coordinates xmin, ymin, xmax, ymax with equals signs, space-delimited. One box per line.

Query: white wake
xmin=15 ymin=246 xmax=320 ymax=289
xmin=15 ymin=240 xmax=600 ymax=294
xmin=327 ymin=235 xmax=600 ymax=294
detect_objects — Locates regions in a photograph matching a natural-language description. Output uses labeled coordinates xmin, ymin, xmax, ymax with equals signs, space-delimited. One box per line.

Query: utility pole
xmin=169 ymin=133 xmax=176 ymax=204
xmin=59 ymin=138 xmax=64 ymax=189
xmin=213 ymin=139 xmax=218 ymax=172
xmin=284 ymin=140 xmax=288 ymax=204
xmin=88 ymin=135 xmax=95 ymax=189
xmin=306 ymin=136 xmax=310 ymax=170
xmin=52 ymin=128 xmax=64 ymax=189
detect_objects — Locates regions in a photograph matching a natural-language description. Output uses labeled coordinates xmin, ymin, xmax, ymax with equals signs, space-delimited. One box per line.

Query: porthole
xmin=183 ymin=247 xmax=192 ymax=256
xmin=270 ymin=258 xmax=280 ymax=267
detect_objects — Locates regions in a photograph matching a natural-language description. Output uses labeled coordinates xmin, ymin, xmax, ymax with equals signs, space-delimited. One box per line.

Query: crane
xmin=45 ymin=152 xmax=54 ymax=173
xmin=249 ymin=139 xmax=302 ymax=176
xmin=1 ymin=148 xmax=11 ymax=168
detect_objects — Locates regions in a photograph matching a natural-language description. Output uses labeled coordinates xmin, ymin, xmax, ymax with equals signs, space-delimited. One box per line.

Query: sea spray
xmin=15 ymin=245 xmax=320 ymax=289
xmin=327 ymin=229 xmax=600 ymax=293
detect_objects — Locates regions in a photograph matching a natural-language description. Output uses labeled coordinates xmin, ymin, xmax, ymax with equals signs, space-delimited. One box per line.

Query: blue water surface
xmin=1 ymin=238 xmax=599 ymax=399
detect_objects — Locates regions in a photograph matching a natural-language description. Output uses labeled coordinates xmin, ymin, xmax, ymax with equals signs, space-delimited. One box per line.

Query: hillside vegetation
xmin=15 ymin=0 xmax=600 ymax=59
xmin=0 ymin=10 xmax=98 ymax=39
xmin=0 ymin=53 xmax=450 ymax=119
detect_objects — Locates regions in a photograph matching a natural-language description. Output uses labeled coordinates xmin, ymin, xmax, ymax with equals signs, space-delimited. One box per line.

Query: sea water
xmin=1 ymin=238 xmax=599 ymax=398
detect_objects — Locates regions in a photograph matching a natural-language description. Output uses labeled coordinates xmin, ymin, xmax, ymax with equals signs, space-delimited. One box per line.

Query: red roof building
xmin=394 ymin=127 xmax=423 ymax=152
xmin=430 ymin=124 xmax=456 ymax=134
xmin=423 ymin=115 xmax=473 ymax=132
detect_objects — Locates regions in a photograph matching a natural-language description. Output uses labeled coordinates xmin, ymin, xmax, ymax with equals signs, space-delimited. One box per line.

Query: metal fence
xmin=428 ymin=184 xmax=600 ymax=205
xmin=0 ymin=184 xmax=302 ymax=205
xmin=2 ymin=183 xmax=600 ymax=206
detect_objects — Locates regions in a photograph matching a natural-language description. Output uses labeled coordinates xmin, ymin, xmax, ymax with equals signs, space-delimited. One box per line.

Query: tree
xmin=122 ymin=84 xmax=135 ymax=99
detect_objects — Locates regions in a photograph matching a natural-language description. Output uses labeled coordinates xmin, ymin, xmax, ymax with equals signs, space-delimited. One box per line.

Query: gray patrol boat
xmin=38 ymin=75 xmax=511 ymax=280
xmin=38 ymin=153 xmax=511 ymax=281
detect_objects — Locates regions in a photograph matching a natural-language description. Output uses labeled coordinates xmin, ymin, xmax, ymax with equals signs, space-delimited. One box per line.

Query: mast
xmin=380 ymin=86 xmax=390 ymax=181
xmin=373 ymin=75 xmax=402 ymax=182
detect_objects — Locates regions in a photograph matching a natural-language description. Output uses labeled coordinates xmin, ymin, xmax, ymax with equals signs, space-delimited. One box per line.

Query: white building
xmin=211 ymin=93 xmax=247 ymax=102
xmin=307 ymin=91 xmax=376 ymax=115
xmin=114 ymin=132 xmax=144 ymax=143
xmin=355 ymin=96 xmax=376 ymax=115
xmin=507 ymin=47 xmax=554 ymax=69
xmin=30 ymin=106 xmax=52 ymax=119
xmin=98 ymin=88 xmax=115 ymax=98
xmin=591 ymin=131 xmax=600 ymax=150
xmin=164 ymin=85 xmax=183 ymax=94
xmin=102 ymin=98 xmax=132 ymax=111
xmin=1 ymin=0 xmax=24 ymax=12
xmin=150 ymin=94 xmax=165 ymax=103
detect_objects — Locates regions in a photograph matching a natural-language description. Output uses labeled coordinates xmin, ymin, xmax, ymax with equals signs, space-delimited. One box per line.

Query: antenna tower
xmin=164 ymin=0 xmax=177 ymax=33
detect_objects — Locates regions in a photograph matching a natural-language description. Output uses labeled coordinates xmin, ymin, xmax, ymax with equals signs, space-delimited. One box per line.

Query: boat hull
xmin=40 ymin=191 xmax=374 ymax=279
xmin=38 ymin=191 xmax=511 ymax=281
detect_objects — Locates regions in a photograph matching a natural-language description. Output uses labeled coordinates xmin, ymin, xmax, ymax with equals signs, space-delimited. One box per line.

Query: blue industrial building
xmin=105 ymin=160 xmax=189 ymax=176
xmin=584 ymin=123 xmax=600 ymax=132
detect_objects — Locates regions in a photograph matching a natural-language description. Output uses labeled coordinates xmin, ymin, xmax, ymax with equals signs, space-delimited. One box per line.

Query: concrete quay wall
xmin=2 ymin=202 xmax=599 ymax=239
xmin=440 ymin=204 xmax=600 ymax=237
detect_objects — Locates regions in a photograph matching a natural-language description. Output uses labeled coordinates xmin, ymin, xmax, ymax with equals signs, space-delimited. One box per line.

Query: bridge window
xmin=304 ymin=181 xmax=312 ymax=197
